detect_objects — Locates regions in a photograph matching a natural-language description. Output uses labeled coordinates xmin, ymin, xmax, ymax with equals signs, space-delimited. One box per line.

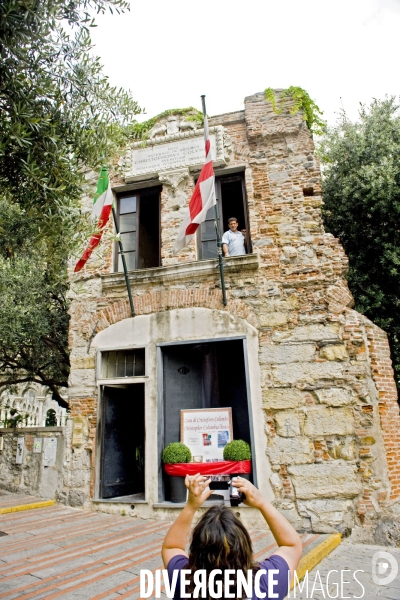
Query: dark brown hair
xmin=227 ymin=217 xmax=238 ymax=224
xmin=187 ymin=505 xmax=259 ymax=598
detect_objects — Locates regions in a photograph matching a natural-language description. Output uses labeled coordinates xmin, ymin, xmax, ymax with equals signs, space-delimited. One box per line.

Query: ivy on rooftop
xmin=265 ymin=86 xmax=326 ymax=135
xmin=127 ymin=107 xmax=204 ymax=140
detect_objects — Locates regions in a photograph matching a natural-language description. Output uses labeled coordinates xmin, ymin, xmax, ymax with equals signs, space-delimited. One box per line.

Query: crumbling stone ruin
xmin=66 ymin=91 xmax=400 ymax=543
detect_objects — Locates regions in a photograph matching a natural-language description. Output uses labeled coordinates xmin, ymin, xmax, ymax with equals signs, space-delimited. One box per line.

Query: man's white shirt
xmin=222 ymin=230 xmax=246 ymax=256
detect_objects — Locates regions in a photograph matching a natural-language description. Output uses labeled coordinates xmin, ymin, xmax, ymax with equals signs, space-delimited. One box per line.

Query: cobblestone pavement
xmin=289 ymin=542 xmax=400 ymax=600
xmin=0 ymin=501 xmax=324 ymax=600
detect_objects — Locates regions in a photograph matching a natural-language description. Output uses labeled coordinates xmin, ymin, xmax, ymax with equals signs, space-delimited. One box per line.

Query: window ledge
xmin=102 ymin=253 xmax=259 ymax=291
xmin=0 ymin=426 xmax=64 ymax=433
xmin=96 ymin=377 xmax=148 ymax=385
xmin=92 ymin=498 xmax=148 ymax=505
xmin=153 ymin=501 xmax=253 ymax=509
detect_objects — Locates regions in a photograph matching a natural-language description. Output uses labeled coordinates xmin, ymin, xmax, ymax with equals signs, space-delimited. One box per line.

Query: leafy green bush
xmin=127 ymin=108 xmax=203 ymax=140
xmin=319 ymin=98 xmax=400 ymax=396
xmin=223 ymin=440 xmax=251 ymax=461
xmin=162 ymin=442 xmax=191 ymax=464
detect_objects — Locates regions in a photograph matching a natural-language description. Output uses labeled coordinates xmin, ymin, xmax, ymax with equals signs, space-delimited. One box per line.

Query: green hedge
xmin=223 ymin=440 xmax=251 ymax=461
xmin=162 ymin=442 xmax=191 ymax=464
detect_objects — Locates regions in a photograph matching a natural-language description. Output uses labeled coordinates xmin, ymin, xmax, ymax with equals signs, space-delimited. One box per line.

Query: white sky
xmin=90 ymin=0 xmax=400 ymax=126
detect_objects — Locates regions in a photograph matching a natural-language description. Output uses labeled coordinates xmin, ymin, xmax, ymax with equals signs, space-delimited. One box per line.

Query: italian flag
xmin=74 ymin=167 xmax=113 ymax=273
xmin=173 ymin=121 xmax=216 ymax=253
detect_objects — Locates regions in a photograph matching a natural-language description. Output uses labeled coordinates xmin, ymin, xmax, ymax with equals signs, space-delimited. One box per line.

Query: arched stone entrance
xmin=91 ymin=307 xmax=272 ymax=511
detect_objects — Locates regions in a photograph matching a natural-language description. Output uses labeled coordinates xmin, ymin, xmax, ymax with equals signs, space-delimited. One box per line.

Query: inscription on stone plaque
xmin=131 ymin=135 xmax=217 ymax=176
xmin=120 ymin=126 xmax=228 ymax=182
xmin=72 ymin=416 xmax=86 ymax=447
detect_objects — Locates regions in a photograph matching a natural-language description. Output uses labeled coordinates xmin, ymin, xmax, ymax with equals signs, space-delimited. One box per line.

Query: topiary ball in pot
xmin=162 ymin=442 xmax=191 ymax=464
xmin=223 ymin=439 xmax=251 ymax=461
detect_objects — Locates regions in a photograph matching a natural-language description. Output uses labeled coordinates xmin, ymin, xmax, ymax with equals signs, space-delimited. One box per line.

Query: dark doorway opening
xmin=197 ymin=174 xmax=250 ymax=260
xmin=219 ymin=177 xmax=247 ymax=236
xmin=160 ymin=339 xmax=253 ymax=501
xmin=100 ymin=384 xmax=145 ymax=500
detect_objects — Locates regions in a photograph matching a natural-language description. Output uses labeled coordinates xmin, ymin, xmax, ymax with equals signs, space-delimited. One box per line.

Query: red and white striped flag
xmin=174 ymin=124 xmax=216 ymax=253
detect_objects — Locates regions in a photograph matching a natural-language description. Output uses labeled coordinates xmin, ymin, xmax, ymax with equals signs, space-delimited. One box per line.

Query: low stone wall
xmin=0 ymin=427 xmax=66 ymax=499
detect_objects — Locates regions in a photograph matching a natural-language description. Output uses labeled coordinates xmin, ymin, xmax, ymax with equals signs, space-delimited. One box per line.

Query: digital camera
xmin=229 ymin=477 xmax=246 ymax=507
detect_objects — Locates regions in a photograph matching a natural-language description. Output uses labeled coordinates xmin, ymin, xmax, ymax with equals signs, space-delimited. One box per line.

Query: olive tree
xmin=0 ymin=0 xmax=141 ymax=406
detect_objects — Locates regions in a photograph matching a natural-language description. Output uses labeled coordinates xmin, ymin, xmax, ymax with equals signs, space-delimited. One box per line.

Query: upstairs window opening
xmin=197 ymin=173 xmax=251 ymax=260
xmin=115 ymin=186 xmax=161 ymax=272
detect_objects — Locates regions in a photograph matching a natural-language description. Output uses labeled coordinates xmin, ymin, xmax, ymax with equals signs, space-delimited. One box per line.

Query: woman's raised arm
xmin=161 ymin=474 xmax=212 ymax=567
xmin=232 ymin=476 xmax=303 ymax=583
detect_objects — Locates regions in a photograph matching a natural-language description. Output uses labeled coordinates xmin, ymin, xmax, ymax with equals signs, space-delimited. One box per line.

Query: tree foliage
xmin=319 ymin=98 xmax=400 ymax=396
xmin=0 ymin=0 xmax=141 ymax=406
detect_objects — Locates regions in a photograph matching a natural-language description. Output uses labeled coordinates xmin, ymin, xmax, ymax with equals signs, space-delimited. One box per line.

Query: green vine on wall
xmin=264 ymin=86 xmax=326 ymax=135
xmin=126 ymin=107 xmax=204 ymax=140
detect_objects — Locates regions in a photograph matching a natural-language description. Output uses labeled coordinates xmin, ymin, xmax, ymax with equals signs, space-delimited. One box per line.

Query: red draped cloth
xmin=164 ymin=460 xmax=251 ymax=476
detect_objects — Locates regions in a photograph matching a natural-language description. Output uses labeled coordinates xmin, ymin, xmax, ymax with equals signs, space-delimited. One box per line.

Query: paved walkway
xmin=0 ymin=495 xmax=324 ymax=600
xmin=0 ymin=490 xmax=55 ymax=515
xmin=0 ymin=491 xmax=51 ymax=511
xmin=1 ymin=491 xmax=398 ymax=599
xmin=290 ymin=541 xmax=400 ymax=599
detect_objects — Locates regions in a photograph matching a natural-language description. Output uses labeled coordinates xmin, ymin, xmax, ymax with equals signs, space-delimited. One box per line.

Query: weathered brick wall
xmin=365 ymin=322 xmax=400 ymax=501
xmin=66 ymin=91 xmax=400 ymax=538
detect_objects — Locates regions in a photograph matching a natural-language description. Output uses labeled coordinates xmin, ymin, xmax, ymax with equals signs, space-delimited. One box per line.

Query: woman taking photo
xmin=162 ymin=474 xmax=302 ymax=600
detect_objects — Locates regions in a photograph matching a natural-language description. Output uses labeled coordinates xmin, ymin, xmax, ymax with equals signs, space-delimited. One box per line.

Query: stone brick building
xmin=67 ymin=91 xmax=400 ymax=541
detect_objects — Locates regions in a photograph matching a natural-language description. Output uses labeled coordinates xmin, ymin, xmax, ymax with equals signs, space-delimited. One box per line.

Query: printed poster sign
xmin=16 ymin=437 xmax=25 ymax=464
xmin=33 ymin=438 xmax=42 ymax=453
xmin=180 ymin=408 xmax=233 ymax=462
xmin=43 ymin=437 xmax=57 ymax=467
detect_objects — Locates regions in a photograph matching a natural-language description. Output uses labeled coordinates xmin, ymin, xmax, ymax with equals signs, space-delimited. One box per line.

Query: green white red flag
xmin=74 ymin=167 xmax=113 ymax=273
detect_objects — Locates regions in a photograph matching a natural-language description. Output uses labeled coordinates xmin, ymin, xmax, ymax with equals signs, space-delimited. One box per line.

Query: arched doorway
xmin=45 ymin=408 xmax=57 ymax=426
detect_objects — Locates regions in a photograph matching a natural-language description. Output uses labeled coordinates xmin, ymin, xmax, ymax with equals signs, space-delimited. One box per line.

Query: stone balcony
xmin=101 ymin=253 xmax=259 ymax=292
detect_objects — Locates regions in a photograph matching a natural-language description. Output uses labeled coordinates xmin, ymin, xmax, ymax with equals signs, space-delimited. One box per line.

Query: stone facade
xmin=66 ymin=91 xmax=400 ymax=541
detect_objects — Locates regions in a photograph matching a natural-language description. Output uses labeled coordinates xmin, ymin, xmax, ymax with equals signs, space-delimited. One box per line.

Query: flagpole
xmin=201 ymin=95 xmax=227 ymax=306
xmin=112 ymin=207 xmax=135 ymax=317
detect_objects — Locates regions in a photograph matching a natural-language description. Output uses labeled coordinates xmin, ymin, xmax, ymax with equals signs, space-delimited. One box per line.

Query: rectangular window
xmin=115 ymin=186 xmax=161 ymax=271
xmin=197 ymin=173 xmax=250 ymax=260
xmin=101 ymin=349 xmax=145 ymax=378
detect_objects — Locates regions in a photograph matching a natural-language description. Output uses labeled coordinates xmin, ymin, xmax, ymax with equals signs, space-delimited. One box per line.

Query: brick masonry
xmin=65 ymin=91 xmax=400 ymax=541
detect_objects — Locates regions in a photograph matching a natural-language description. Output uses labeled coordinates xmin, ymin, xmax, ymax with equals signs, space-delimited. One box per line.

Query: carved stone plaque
xmin=131 ymin=134 xmax=217 ymax=175
xmin=120 ymin=126 xmax=228 ymax=182
xmin=72 ymin=415 xmax=86 ymax=448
